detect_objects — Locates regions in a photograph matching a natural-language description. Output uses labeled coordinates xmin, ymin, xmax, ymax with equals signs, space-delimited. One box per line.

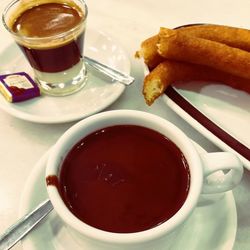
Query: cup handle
xmin=200 ymin=152 xmax=243 ymax=194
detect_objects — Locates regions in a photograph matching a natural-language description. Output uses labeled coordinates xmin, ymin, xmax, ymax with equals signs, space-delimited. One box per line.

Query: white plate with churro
xmin=137 ymin=24 xmax=250 ymax=169
xmin=163 ymin=83 xmax=250 ymax=169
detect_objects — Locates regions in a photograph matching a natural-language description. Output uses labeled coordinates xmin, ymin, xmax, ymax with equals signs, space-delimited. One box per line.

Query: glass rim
xmin=2 ymin=0 xmax=88 ymax=42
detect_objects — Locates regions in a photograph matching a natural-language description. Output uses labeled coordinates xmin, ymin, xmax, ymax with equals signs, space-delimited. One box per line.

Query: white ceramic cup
xmin=46 ymin=110 xmax=243 ymax=250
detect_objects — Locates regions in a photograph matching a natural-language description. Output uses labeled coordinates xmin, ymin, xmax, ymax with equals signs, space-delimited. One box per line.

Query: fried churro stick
xmin=143 ymin=60 xmax=250 ymax=105
xmin=157 ymin=28 xmax=250 ymax=79
xmin=135 ymin=35 xmax=165 ymax=70
xmin=138 ymin=24 xmax=250 ymax=69
xmin=177 ymin=24 xmax=250 ymax=51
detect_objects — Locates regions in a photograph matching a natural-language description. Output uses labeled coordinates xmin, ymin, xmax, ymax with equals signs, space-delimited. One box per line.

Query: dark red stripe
xmin=165 ymin=85 xmax=250 ymax=161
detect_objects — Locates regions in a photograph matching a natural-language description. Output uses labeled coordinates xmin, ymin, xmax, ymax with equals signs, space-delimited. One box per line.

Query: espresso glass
xmin=2 ymin=0 xmax=88 ymax=96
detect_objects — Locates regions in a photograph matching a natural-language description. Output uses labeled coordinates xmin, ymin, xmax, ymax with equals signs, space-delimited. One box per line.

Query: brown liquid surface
xmin=17 ymin=34 xmax=83 ymax=72
xmin=54 ymin=125 xmax=190 ymax=233
xmin=10 ymin=3 xmax=84 ymax=72
xmin=12 ymin=3 xmax=83 ymax=37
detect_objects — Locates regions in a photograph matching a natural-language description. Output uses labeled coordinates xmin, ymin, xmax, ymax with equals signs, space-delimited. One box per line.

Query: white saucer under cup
xmin=19 ymin=142 xmax=237 ymax=250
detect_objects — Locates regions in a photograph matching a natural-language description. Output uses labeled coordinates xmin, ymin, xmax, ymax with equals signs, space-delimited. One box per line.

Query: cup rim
xmin=2 ymin=0 xmax=88 ymax=42
xmin=46 ymin=110 xmax=203 ymax=245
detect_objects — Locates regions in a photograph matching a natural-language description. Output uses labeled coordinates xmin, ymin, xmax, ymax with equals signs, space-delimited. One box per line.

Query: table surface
xmin=0 ymin=0 xmax=250 ymax=249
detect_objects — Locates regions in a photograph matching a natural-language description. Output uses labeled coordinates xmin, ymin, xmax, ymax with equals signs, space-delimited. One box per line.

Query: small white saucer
xmin=0 ymin=29 xmax=130 ymax=123
xmin=19 ymin=142 xmax=237 ymax=250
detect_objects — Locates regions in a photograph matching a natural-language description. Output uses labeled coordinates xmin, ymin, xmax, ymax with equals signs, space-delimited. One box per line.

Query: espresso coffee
xmin=52 ymin=125 xmax=190 ymax=233
xmin=17 ymin=35 xmax=83 ymax=72
xmin=3 ymin=0 xmax=88 ymax=95
xmin=12 ymin=3 xmax=83 ymax=37
xmin=10 ymin=2 xmax=84 ymax=73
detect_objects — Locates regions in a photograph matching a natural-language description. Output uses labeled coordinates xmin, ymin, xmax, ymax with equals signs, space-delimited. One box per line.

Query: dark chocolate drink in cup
xmin=53 ymin=125 xmax=190 ymax=233
xmin=45 ymin=110 xmax=243 ymax=249
xmin=2 ymin=0 xmax=88 ymax=96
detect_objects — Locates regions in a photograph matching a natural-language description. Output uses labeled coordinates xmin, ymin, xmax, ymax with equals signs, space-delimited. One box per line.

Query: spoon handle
xmin=0 ymin=199 xmax=53 ymax=250
xmin=84 ymin=56 xmax=134 ymax=85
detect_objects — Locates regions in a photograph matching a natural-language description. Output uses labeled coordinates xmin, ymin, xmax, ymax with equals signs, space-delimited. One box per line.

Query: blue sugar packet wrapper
xmin=0 ymin=72 xmax=40 ymax=102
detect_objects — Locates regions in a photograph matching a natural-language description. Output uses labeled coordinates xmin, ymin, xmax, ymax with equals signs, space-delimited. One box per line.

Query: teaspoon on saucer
xmin=0 ymin=199 xmax=53 ymax=250
xmin=84 ymin=56 xmax=134 ymax=85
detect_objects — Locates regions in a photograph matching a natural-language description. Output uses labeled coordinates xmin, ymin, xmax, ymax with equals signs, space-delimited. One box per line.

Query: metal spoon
xmin=84 ymin=56 xmax=134 ymax=85
xmin=0 ymin=199 xmax=53 ymax=250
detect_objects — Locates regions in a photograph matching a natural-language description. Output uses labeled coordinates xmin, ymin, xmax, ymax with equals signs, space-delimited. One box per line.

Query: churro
xmin=135 ymin=35 xmax=164 ymax=70
xmin=137 ymin=24 xmax=250 ymax=69
xmin=157 ymin=27 xmax=250 ymax=79
xmin=143 ymin=60 xmax=250 ymax=105
xmin=177 ymin=24 xmax=250 ymax=51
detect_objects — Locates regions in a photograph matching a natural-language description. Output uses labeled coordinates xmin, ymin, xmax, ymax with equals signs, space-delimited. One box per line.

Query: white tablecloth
xmin=0 ymin=0 xmax=249 ymax=249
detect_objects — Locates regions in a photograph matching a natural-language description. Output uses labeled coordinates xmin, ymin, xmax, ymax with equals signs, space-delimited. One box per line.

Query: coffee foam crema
xmin=7 ymin=0 xmax=86 ymax=49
